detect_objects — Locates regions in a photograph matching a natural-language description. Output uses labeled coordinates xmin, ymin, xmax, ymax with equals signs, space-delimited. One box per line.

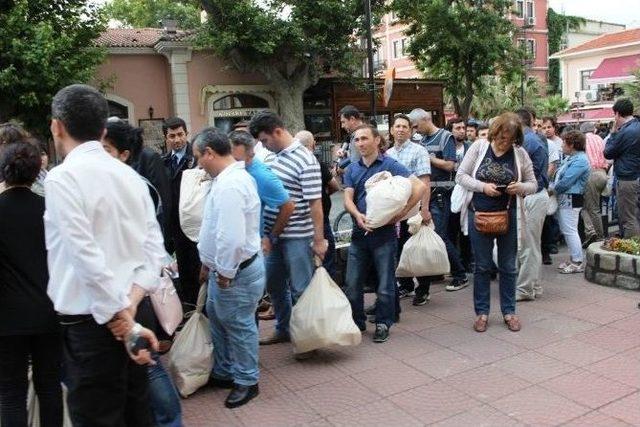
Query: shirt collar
xmin=394 ymin=139 xmax=411 ymax=151
xmin=358 ymin=154 xmax=385 ymax=167
xmin=280 ymin=139 xmax=302 ymax=154
xmin=172 ymin=144 xmax=187 ymax=158
xmin=215 ymin=160 xmax=245 ymax=182
xmin=64 ymin=140 xmax=103 ymax=162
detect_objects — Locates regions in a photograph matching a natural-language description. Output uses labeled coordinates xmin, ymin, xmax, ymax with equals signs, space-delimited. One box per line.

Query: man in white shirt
xmin=45 ymin=84 xmax=166 ymax=426
xmin=194 ymin=128 xmax=265 ymax=408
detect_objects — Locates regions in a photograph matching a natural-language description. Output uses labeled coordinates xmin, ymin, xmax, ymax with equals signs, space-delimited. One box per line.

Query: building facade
xmin=372 ymin=0 xmax=549 ymax=83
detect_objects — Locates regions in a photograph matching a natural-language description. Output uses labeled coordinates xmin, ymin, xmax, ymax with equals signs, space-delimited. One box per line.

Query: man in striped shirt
xmin=249 ymin=112 xmax=328 ymax=347
xmin=580 ymin=121 xmax=609 ymax=246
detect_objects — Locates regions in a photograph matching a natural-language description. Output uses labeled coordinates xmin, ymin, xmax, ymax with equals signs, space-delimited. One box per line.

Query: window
xmin=107 ymin=100 xmax=129 ymax=122
xmin=514 ymin=0 xmax=524 ymax=18
xmin=212 ymin=94 xmax=269 ymax=110
xmin=526 ymin=39 xmax=535 ymax=59
xmin=580 ymin=70 xmax=595 ymax=91
xmin=393 ymin=38 xmax=409 ymax=59
xmin=526 ymin=0 xmax=534 ymax=19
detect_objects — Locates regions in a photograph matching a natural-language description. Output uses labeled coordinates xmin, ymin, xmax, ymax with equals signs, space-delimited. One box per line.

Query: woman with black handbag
xmin=455 ymin=113 xmax=538 ymax=333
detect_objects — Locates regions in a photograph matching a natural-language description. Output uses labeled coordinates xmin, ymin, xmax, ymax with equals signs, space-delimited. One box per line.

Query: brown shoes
xmin=503 ymin=315 xmax=521 ymax=332
xmin=473 ymin=315 xmax=488 ymax=332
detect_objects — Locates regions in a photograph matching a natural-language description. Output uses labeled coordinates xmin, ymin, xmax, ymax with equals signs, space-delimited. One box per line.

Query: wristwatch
xmin=268 ymin=233 xmax=279 ymax=246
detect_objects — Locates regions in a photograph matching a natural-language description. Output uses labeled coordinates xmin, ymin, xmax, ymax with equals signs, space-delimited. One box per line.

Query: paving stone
xmin=443 ymin=365 xmax=532 ymax=402
xmin=326 ymin=399 xmax=422 ymax=427
xmin=297 ymin=376 xmax=380 ymax=417
xmin=563 ymin=410 xmax=634 ymax=426
xmin=491 ymin=385 xmax=590 ymax=425
xmin=431 ymin=405 xmax=526 ymax=427
xmin=599 ymin=392 xmax=640 ymax=426
xmin=351 ymin=361 xmax=435 ymax=397
xmin=537 ymin=338 xmax=616 ymax=366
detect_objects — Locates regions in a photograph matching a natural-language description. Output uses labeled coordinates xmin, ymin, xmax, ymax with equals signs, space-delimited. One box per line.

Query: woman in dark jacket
xmin=0 ymin=140 xmax=62 ymax=426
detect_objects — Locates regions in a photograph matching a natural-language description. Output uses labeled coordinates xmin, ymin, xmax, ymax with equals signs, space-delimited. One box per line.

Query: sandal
xmin=559 ymin=262 xmax=584 ymax=274
xmin=557 ymin=261 xmax=570 ymax=270
xmin=503 ymin=315 xmax=521 ymax=332
xmin=473 ymin=315 xmax=488 ymax=332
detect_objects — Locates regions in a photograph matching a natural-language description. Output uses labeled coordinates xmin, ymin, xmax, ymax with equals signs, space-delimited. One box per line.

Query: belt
xmin=239 ymin=252 xmax=258 ymax=270
xmin=58 ymin=314 xmax=93 ymax=326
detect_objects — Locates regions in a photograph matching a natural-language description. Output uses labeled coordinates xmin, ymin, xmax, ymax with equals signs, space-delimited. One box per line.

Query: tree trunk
xmin=272 ymin=83 xmax=306 ymax=133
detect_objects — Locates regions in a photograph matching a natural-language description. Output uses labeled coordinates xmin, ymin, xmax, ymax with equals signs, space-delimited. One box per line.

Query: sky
xmin=548 ymin=0 xmax=640 ymax=28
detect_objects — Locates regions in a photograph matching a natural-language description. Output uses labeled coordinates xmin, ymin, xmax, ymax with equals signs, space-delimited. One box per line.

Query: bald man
xmin=295 ymin=131 xmax=340 ymax=278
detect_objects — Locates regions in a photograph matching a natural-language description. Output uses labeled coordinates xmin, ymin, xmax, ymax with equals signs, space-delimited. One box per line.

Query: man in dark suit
xmin=162 ymin=117 xmax=201 ymax=308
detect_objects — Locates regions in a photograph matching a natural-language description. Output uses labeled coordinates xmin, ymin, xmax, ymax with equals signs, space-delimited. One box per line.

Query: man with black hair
xmin=604 ymin=98 xmax=640 ymax=237
xmin=477 ymin=123 xmax=489 ymax=140
xmin=248 ymin=111 xmax=328 ymax=348
xmin=408 ymin=108 xmax=469 ymax=292
xmin=195 ymin=128 xmax=264 ymax=408
xmin=336 ymin=105 xmax=365 ymax=166
xmin=514 ymin=108 xmax=549 ymax=301
xmin=466 ymin=120 xmax=479 ymax=142
xmin=161 ymin=117 xmax=201 ymax=308
xmin=541 ymin=116 xmax=563 ymax=264
xmin=45 ymin=84 xmax=166 ymax=426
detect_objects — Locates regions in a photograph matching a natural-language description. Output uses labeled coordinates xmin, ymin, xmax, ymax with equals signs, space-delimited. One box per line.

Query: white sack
xmin=364 ymin=171 xmax=412 ymax=228
xmin=396 ymin=214 xmax=450 ymax=277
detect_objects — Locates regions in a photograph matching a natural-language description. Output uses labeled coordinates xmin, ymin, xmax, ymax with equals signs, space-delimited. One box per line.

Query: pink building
xmin=372 ymin=0 xmax=549 ymax=83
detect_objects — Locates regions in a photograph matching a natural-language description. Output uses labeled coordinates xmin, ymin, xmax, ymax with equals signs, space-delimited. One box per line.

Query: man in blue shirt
xmin=343 ymin=125 xmax=426 ymax=343
xmin=408 ymin=108 xmax=468 ymax=292
xmin=604 ymin=98 xmax=640 ymax=238
xmin=514 ymin=109 xmax=550 ymax=301
xmin=228 ymin=130 xmax=295 ymax=242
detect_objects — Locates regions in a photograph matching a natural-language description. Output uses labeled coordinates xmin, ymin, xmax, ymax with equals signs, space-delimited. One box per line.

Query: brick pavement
xmin=182 ymin=250 xmax=640 ymax=426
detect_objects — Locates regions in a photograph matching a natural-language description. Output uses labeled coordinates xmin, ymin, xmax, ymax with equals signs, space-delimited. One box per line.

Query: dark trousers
xmin=448 ymin=212 xmax=473 ymax=272
xmin=62 ymin=318 xmax=152 ymax=427
xmin=397 ymin=219 xmax=432 ymax=295
xmin=541 ymin=214 xmax=560 ymax=256
xmin=173 ymin=227 xmax=202 ymax=308
xmin=0 ymin=333 xmax=62 ymax=427
xmin=323 ymin=220 xmax=337 ymax=279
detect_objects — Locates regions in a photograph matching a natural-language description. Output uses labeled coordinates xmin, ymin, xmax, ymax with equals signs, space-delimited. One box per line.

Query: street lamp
xmin=364 ymin=0 xmax=377 ymax=127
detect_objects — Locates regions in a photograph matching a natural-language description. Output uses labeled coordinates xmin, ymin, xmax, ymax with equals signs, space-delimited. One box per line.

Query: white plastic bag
xmin=396 ymin=214 xmax=450 ymax=277
xmin=364 ymin=171 xmax=412 ymax=228
xmin=150 ymin=268 xmax=183 ymax=336
xmin=601 ymin=167 xmax=614 ymax=197
xmin=179 ymin=168 xmax=212 ymax=242
xmin=290 ymin=267 xmax=362 ymax=354
xmin=168 ymin=284 xmax=213 ymax=397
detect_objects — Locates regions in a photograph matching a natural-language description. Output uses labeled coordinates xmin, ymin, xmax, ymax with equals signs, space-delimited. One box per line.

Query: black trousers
xmin=0 ymin=332 xmax=63 ymax=427
xmin=61 ymin=318 xmax=152 ymax=427
xmin=173 ymin=226 xmax=202 ymax=308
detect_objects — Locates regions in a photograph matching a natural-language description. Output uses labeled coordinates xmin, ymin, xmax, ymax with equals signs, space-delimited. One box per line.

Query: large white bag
xmin=290 ymin=266 xmax=362 ymax=354
xmin=364 ymin=171 xmax=412 ymax=228
xmin=396 ymin=214 xmax=450 ymax=277
xmin=179 ymin=168 xmax=212 ymax=242
xmin=167 ymin=284 xmax=213 ymax=398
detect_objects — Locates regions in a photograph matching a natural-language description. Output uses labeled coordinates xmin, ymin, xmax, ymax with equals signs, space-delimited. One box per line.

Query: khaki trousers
xmin=516 ymin=190 xmax=549 ymax=299
xmin=581 ymin=169 xmax=607 ymax=239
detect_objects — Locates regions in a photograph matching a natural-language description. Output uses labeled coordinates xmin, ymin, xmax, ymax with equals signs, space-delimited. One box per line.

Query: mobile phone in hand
xmin=127 ymin=334 xmax=151 ymax=356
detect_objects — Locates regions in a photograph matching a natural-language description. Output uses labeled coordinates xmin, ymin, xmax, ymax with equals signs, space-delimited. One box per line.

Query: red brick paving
xmin=182 ymin=252 xmax=640 ymax=426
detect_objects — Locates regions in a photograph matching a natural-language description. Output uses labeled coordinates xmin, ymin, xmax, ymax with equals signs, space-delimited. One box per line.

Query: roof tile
xmin=96 ymin=28 xmax=192 ymax=48
xmin=555 ymin=28 xmax=640 ymax=57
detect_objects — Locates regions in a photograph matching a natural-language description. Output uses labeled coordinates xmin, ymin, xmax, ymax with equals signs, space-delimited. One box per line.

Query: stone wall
xmin=585 ymin=243 xmax=640 ymax=290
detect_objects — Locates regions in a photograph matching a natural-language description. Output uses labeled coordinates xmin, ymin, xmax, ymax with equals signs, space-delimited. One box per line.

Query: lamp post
xmin=364 ymin=0 xmax=377 ymax=127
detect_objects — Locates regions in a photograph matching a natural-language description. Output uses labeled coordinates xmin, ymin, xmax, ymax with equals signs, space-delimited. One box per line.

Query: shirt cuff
xmin=91 ymin=294 xmax=131 ymax=325
xmin=216 ymin=265 xmax=238 ymax=280
xmin=130 ymin=267 xmax=160 ymax=293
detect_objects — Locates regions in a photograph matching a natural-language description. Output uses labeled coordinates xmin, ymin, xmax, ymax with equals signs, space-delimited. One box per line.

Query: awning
xmin=587 ymin=54 xmax=640 ymax=86
xmin=557 ymin=107 xmax=614 ymax=124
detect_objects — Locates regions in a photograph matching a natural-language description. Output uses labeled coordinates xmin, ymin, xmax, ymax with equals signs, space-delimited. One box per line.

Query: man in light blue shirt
xmin=194 ymin=128 xmax=264 ymax=409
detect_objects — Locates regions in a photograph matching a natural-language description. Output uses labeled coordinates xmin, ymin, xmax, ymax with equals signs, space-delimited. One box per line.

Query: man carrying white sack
xmin=194 ymin=128 xmax=265 ymax=409
xmin=343 ymin=124 xmax=426 ymax=343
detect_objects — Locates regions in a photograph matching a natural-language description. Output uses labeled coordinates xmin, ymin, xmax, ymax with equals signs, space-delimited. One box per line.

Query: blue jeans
xmin=345 ymin=237 xmax=398 ymax=329
xmin=323 ymin=220 xmax=337 ymax=279
xmin=207 ymin=254 xmax=265 ymax=386
xmin=148 ymin=355 xmax=182 ymax=427
xmin=468 ymin=209 xmax=518 ymax=316
xmin=265 ymin=238 xmax=314 ymax=336
xmin=430 ymin=190 xmax=467 ymax=280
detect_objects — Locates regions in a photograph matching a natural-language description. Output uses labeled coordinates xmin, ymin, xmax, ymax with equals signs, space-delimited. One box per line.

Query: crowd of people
xmin=1 ymin=82 xmax=639 ymax=425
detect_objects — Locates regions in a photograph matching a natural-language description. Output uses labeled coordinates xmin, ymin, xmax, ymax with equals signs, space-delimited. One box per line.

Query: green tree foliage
xmin=471 ymin=75 xmax=542 ymax=120
xmin=547 ymin=8 xmax=585 ymax=94
xmin=199 ymin=0 xmax=380 ymax=131
xmin=390 ymin=0 xmax=521 ymax=120
xmin=621 ymin=68 xmax=640 ymax=114
xmin=0 ymin=0 xmax=106 ymax=137
xmin=104 ymin=0 xmax=201 ymax=30
xmin=535 ymin=94 xmax=570 ymax=117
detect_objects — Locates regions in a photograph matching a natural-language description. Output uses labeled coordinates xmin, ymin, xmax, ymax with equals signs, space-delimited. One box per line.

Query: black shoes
xmin=373 ymin=324 xmax=389 ymax=343
xmin=446 ymin=278 xmax=469 ymax=292
xmin=412 ymin=292 xmax=430 ymax=306
xmin=398 ymin=288 xmax=415 ymax=299
xmin=542 ymin=253 xmax=552 ymax=265
xmin=225 ymin=384 xmax=259 ymax=408
xmin=259 ymin=332 xmax=290 ymax=346
xmin=208 ymin=377 xmax=234 ymax=389
xmin=582 ymin=235 xmax=599 ymax=249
